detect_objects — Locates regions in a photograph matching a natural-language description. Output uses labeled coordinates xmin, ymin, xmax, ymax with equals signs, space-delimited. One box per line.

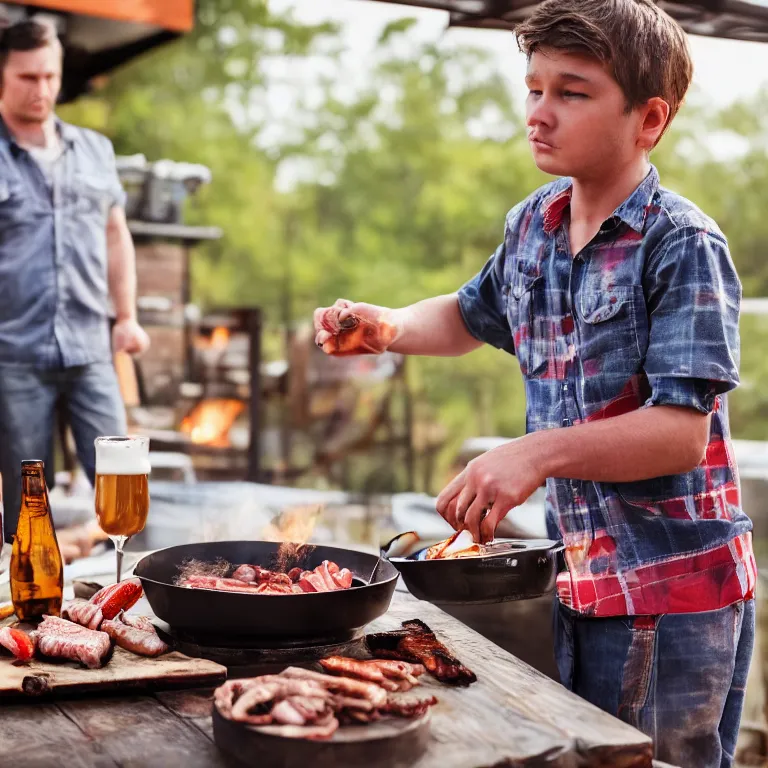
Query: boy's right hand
xmin=313 ymin=299 xmax=399 ymax=356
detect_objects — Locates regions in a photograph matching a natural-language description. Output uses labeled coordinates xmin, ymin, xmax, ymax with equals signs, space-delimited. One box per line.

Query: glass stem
xmin=115 ymin=535 xmax=128 ymax=582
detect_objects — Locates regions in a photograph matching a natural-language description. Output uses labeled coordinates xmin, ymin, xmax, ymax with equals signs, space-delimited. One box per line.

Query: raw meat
xmin=33 ymin=615 xmax=111 ymax=669
xmin=101 ymin=611 xmax=168 ymax=657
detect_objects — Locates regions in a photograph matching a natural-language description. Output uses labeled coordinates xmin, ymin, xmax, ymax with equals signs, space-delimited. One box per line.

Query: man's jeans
xmin=554 ymin=598 xmax=755 ymax=768
xmin=0 ymin=362 xmax=126 ymax=543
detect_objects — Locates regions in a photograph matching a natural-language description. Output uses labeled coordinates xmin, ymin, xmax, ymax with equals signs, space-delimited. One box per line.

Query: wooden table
xmin=0 ymin=584 xmax=660 ymax=768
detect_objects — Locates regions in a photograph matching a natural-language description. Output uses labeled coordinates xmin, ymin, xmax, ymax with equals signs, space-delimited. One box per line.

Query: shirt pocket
xmin=0 ymin=178 xmax=29 ymax=224
xmin=505 ymin=263 xmax=543 ymax=376
xmin=577 ymin=285 xmax=645 ymax=376
xmin=70 ymin=173 xmax=112 ymax=219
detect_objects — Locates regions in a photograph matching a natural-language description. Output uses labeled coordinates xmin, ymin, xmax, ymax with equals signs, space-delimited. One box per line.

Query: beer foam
xmin=95 ymin=437 xmax=151 ymax=476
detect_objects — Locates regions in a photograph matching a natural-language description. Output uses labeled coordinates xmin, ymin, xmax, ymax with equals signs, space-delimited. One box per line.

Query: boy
xmin=313 ymin=1 xmax=755 ymax=766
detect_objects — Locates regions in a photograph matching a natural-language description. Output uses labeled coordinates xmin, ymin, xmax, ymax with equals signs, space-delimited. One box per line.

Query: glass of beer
xmin=94 ymin=436 xmax=150 ymax=582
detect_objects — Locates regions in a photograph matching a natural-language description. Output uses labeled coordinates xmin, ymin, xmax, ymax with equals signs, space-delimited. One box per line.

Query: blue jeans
xmin=554 ymin=598 xmax=755 ymax=768
xmin=0 ymin=362 xmax=126 ymax=543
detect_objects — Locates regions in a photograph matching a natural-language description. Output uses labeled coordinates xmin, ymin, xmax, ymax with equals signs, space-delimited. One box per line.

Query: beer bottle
xmin=10 ymin=460 xmax=63 ymax=620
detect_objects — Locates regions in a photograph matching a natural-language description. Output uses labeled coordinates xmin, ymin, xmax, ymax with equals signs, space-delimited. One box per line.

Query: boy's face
xmin=525 ymin=48 xmax=648 ymax=180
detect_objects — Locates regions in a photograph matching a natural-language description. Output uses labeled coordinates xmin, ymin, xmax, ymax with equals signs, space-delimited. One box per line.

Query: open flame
xmin=209 ymin=326 xmax=230 ymax=349
xmin=180 ymin=398 xmax=245 ymax=446
xmin=261 ymin=505 xmax=322 ymax=571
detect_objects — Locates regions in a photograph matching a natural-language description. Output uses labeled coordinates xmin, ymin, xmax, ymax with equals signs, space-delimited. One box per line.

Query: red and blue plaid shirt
xmin=458 ymin=166 xmax=756 ymax=617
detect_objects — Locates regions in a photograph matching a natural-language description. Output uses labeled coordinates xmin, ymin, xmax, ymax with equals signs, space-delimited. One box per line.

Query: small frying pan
xmin=134 ymin=540 xmax=398 ymax=644
xmin=381 ymin=535 xmax=562 ymax=605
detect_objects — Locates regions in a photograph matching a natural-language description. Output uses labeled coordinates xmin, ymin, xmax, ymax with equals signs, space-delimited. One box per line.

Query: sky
xmin=274 ymin=0 xmax=768 ymax=108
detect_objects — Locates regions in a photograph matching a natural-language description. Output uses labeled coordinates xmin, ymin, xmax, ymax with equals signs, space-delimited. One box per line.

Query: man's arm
xmin=107 ymin=206 xmax=136 ymax=321
xmin=437 ymin=404 xmax=710 ymax=543
xmin=106 ymin=206 xmax=150 ymax=355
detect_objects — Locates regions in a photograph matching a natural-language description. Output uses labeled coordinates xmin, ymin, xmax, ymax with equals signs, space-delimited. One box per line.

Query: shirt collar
xmin=0 ymin=114 xmax=75 ymax=152
xmin=541 ymin=165 xmax=660 ymax=235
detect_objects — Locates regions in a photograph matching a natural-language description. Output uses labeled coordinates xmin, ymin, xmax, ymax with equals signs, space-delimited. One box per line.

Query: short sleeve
xmin=644 ymin=376 xmax=718 ymax=414
xmin=457 ymin=242 xmax=514 ymax=354
xmin=102 ymin=137 xmax=127 ymax=210
xmin=643 ymin=227 xmax=740 ymax=396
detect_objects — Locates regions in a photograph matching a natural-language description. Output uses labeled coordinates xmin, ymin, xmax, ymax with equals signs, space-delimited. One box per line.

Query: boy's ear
xmin=638 ymin=97 xmax=671 ymax=150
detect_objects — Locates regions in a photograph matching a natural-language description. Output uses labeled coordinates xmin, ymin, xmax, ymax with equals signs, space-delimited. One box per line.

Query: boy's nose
xmin=526 ymin=99 xmax=554 ymax=128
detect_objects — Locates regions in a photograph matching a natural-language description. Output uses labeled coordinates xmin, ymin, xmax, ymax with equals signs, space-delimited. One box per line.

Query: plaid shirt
xmin=458 ymin=165 xmax=756 ymax=617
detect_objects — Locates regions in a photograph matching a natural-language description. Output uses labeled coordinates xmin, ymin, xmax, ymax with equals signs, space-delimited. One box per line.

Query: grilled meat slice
xmin=179 ymin=575 xmax=266 ymax=592
xmin=33 ymin=615 xmax=111 ymax=669
xmin=101 ymin=611 xmax=168 ymax=657
xmin=0 ymin=626 xmax=36 ymax=661
xmin=366 ymin=619 xmax=476 ymax=686
xmin=61 ymin=598 xmax=104 ymax=630
xmin=379 ymin=694 xmax=438 ymax=718
xmin=319 ymin=656 xmax=424 ymax=691
xmin=320 ymin=656 xmax=388 ymax=684
xmin=280 ymin=666 xmax=388 ymax=707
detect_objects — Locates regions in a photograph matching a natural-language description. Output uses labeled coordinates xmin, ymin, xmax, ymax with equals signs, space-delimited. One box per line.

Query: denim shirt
xmin=0 ymin=117 xmax=125 ymax=368
xmin=458 ymin=166 xmax=755 ymax=616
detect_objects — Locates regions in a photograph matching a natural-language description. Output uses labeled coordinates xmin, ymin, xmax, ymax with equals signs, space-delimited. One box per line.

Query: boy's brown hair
xmin=516 ymin=0 xmax=693 ymax=130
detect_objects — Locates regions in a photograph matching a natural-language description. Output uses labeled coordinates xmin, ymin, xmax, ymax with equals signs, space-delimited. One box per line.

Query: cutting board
xmin=0 ymin=620 xmax=227 ymax=699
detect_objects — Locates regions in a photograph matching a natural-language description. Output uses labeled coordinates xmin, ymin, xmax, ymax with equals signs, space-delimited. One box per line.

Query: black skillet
xmin=134 ymin=540 xmax=398 ymax=645
xmin=381 ymin=535 xmax=562 ymax=605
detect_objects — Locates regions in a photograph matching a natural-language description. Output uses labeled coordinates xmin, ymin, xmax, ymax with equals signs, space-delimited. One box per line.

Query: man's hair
xmin=0 ymin=19 xmax=61 ymax=76
xmin=516 ymin=0 xmax=693 ymax=128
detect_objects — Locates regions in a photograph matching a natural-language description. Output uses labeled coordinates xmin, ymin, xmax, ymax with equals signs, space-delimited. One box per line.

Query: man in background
xmin=0 ymin=20 xmax=149 ymax=546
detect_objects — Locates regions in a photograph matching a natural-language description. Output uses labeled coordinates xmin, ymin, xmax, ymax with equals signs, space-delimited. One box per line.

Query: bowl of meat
xmin=134 ymin=540 xmax=399 ymax=644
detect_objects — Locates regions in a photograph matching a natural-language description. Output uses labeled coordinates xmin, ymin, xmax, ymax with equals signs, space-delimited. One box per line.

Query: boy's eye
xmin=528 ymin=89 xmax=543 ymax=97
xmin=563 ymin=91 xmax=588 ymax=99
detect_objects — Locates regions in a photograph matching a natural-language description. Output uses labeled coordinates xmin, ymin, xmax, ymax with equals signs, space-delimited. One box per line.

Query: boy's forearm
xmin=528 ymin=405 xmax=711 ymax=483
xmin=388 ymin=294 xmax=483 ymax=356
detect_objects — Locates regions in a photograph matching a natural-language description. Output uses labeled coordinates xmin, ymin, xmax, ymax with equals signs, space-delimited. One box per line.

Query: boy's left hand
xmin=436 ymin=438 xmax=546 ymax=544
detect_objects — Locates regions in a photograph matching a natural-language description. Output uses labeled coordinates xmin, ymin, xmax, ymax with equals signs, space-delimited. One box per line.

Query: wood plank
xmin=128 ymin=221 xmax=223 ymax=241
xmin=0 ymin=703 xmax=118 ymax=768
xmin=0 ymin=645 xmax=226 ymax=699
xmin=58 ymin=695 xmax=237 ymax=768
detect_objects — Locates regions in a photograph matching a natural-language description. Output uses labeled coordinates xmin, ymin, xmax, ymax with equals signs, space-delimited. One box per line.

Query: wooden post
xmin=402 ymin=359 xmax=415 ymax=491
xmin=247 ymin=308 xmax=263 ymax=484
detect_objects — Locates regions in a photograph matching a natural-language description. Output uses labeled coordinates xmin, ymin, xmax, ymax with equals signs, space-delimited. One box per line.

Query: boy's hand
xmin=436 ymin=438 xmax=546 ymax=544
xmin=313 ymin=299 xmax=399 ymax=356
